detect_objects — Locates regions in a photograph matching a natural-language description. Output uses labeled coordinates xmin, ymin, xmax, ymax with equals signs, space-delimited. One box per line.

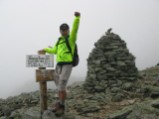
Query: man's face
xmin=60 ymin=30 xmax=69 ymax=37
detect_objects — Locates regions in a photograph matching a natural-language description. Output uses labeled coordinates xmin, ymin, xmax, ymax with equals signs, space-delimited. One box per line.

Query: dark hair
xmin=60 ymin=23 xmax=69 ymax=31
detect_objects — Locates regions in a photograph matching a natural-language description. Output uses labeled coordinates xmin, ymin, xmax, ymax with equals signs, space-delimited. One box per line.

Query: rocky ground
xmin=1 ymin=30 xmax=159 ymax=119
xmin=0 ymin=66 xmax=159 ymax=119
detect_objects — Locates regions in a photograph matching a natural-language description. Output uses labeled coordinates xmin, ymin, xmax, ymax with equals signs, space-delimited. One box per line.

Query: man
xmin=38 ymin=12 xmax=80 ymax=114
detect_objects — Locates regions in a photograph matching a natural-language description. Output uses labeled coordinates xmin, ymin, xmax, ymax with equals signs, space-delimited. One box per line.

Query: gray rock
xmin=107 ymin=107 xmax=132 ymax=119
xmin=43 ymin=110 xmax=56 ymax=119
xmin=151 ymin=91 xmax=159 ymax=98
xmin=10 ymin=111 xmax=21 ymax=118
xmin=78 ymin=105 xmax=101 ymax=114
xmin=0 ymin=117 xmax=7 ymax=119
xmin=2 ymin=106 xmax=12 ymax=117
xmin=111 ymin=93 xmax=124 ymax=102
xmin=111 ymin=87 xmax=121 ymax=93
xmin=151 ymin=99 xmax=159 ymax=109
xmin=122 ymin=82 xmax=133 ymax=91
xmin=23 ymin=107 xmax=42 ymax=119
xmin=94 ymin=85 xmax=105 ymax=92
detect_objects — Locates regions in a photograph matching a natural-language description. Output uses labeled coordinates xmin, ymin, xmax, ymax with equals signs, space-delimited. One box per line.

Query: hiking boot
xmin=51 ymin=102 xmax=59 ymax=112
xmin=55 ymin=104 xmax=65 ymax=116
xmin=51 ymin=102 xmax=65 ymax=113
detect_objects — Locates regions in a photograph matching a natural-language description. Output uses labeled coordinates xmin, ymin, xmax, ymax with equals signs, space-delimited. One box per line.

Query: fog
xmin=0 ymin=0 xmax=159 ymax=99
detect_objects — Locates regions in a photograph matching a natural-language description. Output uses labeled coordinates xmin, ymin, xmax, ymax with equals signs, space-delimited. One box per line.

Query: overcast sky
xmin=0 ymin=0 xmax=159 ymax=98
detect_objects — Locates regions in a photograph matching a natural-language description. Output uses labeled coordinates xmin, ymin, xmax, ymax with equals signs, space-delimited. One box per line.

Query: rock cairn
xmin=84 ymin=29 xmax=138 ymax=94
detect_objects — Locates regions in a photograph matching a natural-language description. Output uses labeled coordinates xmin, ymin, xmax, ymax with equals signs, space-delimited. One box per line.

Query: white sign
xmin=26 ymin=55 xmax=54 ymax=67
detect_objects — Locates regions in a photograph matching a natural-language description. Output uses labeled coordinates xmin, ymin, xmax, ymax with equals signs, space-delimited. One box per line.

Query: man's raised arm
xmin=69 ymin=12 xmax=81 ymax=46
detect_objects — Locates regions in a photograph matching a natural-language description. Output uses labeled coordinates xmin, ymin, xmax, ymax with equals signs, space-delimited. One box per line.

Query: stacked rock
xmin=84 ymin=29 xmax=138 ymax=93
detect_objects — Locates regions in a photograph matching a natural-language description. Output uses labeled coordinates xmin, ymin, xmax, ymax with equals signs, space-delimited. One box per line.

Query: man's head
xmin=60 ymin=23 xmax=69 ymax=37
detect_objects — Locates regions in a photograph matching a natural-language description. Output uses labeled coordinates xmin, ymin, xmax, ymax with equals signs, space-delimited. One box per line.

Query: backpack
xmin=56 ymin=37 xmax=79 ymax=67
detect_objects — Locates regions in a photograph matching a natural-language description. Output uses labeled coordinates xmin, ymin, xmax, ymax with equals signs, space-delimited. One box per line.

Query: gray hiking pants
xmin=54 ymin=64 xmax=73 ymax=91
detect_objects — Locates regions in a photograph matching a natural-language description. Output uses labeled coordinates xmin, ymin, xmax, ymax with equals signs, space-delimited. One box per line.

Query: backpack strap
xmin=56 ymin=37 xmax=62 ymax=46
xmin=65 ymin=36 xmax=72 ymax=55
xmin=56 ymin=36 xmax=74 ymax=56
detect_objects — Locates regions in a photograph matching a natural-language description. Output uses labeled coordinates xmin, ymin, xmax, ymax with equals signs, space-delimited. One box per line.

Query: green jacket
xmin=44 ymin=16 xmax=80 ymax=64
